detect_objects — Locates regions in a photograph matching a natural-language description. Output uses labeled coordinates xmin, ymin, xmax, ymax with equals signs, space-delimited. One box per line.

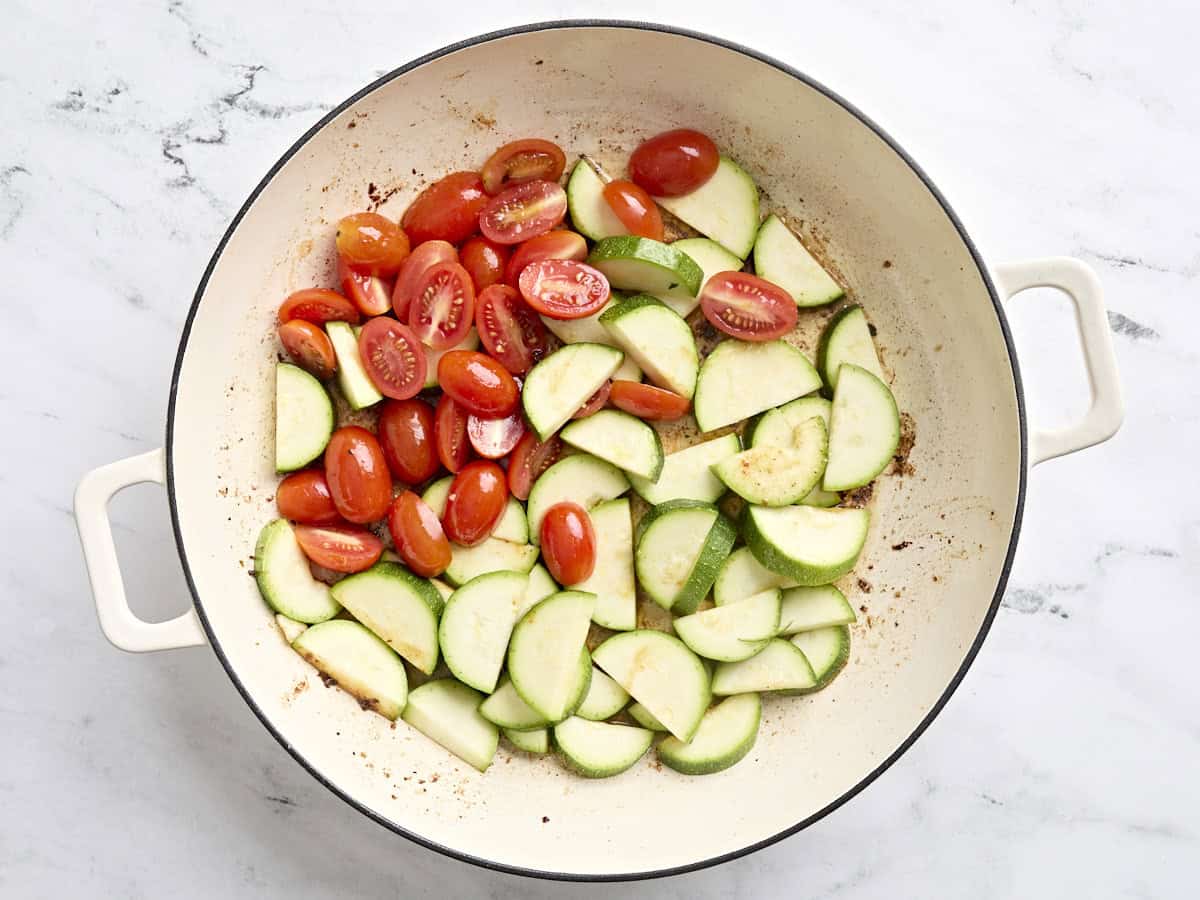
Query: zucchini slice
xmin=778 ymin=585 xmax=857 ymax=634
xmin=274 ymin=613 xmax=308 ymax=644
xmin=743 ymin=504 xmax=870 ymax=586
xmin=655 ymin=156 xmax=760 ymax=259
xmin=629 ymin=432 xmax=741 ymax=506
xmin=790 ymin=625 xmax=851 ymax=691
xmin=817 ymin=305 xmax=885 ymax=389
xmin=330 ymin=561 xmax=443 ymax=675
xmin=694 ymin=339 xmax=821 ymax=432
xmin=438 ymin=570 xmax=529 ymax=693
xmin=444 ymin=538 xmax=539 ymax=587
xmin=600 ymin=294 xmax=699 ymax=398
xmin=515 ymin=562 xmax=559 ymax=621
xmin=253 ymin=519 xmax=341 ymax=624
xmin=526 ymin=453 xmax=630 ymax=545
xmin=574 ymin=667 xmax=632 ymax=721
xmin=711 ymin=638 xmax=816 ymax=695
xmin=292 ymin=620 xmax=407 ymax=719
xmin=561 ymin=409 xmax=664 ymax=481
xmin=635 ymin=500 xmax=736 ymax=614
xmin=711 ymin=417 xmax=828 ymax=507
xmin=507 ymin=591 xmax=596 ymax=721
xmin=401 ymin=679 xmax=499 ymax=773
xmin=274 ymin=363 xmax=333 ymax=472
xmin=752 ymin=214 xmax=844 ymax=308
xmin=588 ymin=236 xmax=703 ymax=300
xmin=566 ymin=157 xmax=628 ymax=241
xmin=554 ymin=717 xmax=653 ymax=778
xmin=522 ymin=342 xmax=624 ymax=440
xmin=824 ymin=363 xmax=900 ymax=492
xmin=713 ymin=546 xmax=798 ymax=607
xmin=746 ymin=395 xmax=832 ymax=448
xmin=539 ymin=297 xmax=644 ymax=382
xmin=504 ymin=726 xmax=550 ymax=754
xmin=326 ymin=321 xmax=382 ymax=410
xmin=627 ymin=702 xmax=667 ymax=732
xmin=653 ymin=237 xmax=743 ymax=319
xmin=573 ymin=498 xmax=637 ymax=632
xmin=674 ymin=588 xmax=782 ymax=662
xmin=658 ymin=693 xmax=761 ymax=775
xmin=479 ymin=677 xmax=552 ymax=731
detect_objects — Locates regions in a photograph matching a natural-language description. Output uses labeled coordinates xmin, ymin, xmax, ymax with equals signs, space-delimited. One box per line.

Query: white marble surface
xmin=3 ymin=0 xmax=1196 ymax=896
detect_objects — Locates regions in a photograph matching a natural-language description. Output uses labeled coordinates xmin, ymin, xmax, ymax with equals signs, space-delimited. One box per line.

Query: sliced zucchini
xmin=438 ymin=570 xmax=528 ymax=693
xmin=330 ymin=562 xmax=443 ymax=675
xmin=526 ymin=453 xmax=629 ymax=545
xmin=746 ymin=395 xmax=831 ymax=448
xmin=274 ymin=613 xmax=308 ymax=644
xmin=628 ymin=432 xmax=740 ymax=506
xmin=655 ymin=237 xmax=744 ymax=319
xmin=802 ymin=486 xmax=842 ymax=508
xmin=326 ymin=321 xmax=382 ymax=410
xmin=444 ymin=538 xmax=539 ymax=587
xmin=554 ymin=717 xmax=653 ymax=778
xmin=592 ymin=630 xmax=712 ymax=742
xmin=541 ymin=301 xmax=644 ymax=383
xmin=574 ymin=498 xmax=636 ymax=631
xmin=515 ymin=562 xmax=559 ymax=621
xmin=791 ymin=625 xmax=851 ymax=691
xmin=655 ymin=156 xmax=760 ymax=259
xmin=292 ymin=619 xmax=407 ymax=719
xmin=430 ymin=578 xmax=454 ymax=603
xmin=423 ymin=327 xmax=480 ymax=389
xmin=479 ymin=677 xmax=551 ymax=731
xmin=566 ymin=157 xmax=628 ymax=241
xmin=711 ymin=638 xmax=816 ymax=695
xmin=712 ymin=417 xmax=828 ymax=507
xmin=694 ymin=339 xmax=821 ymax=432
xmin=778 ymin=585 xmax=856 ymax=634
xmin=507 ymin=591 xmax=596 ymax=721
xmin=627 ymin=702 xmax=667 ymax=732
xmin=743 ymin=504 xmax=870 ymax=586
xmin=254 ymin=519 xmax=340 ymax=624
xmin=635 ymin=500 xmax=736 ymax=614
xmin=817 ymin=305 xmax=885 ymax=389
xmin=275 ymin=363 xmax=333 ymax=472
xmin=575 ymin=667 xmax=631 ymax=721
xmin=712 ymin=546 xmax=798 ymax=607
xmin=588 ymin=236 xmax=703 ymax=300
xmin=522 ymin=342 xmax=624 ymax=440
xmin=504 ymin=727 xmax=550 ymax=754
xmin=824 ymin=363 xmax=900 ymax=491
xmin=561 ymin=409 xmax=664 ymax=481
xmin=401 ymin=679 xmax=498 ymax=772
xmin=600 ymin=294 xmax=699 ymax=398
xmin=752 ymin=214 xmax=844 ymax=308
xmin=658 ymin=693 xmax=761 ymax=775
xmin=674 ymin=588 xmax=782 ymax=662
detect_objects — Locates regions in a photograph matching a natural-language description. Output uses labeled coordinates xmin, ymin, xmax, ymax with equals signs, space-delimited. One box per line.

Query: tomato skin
xmin=357 ymin=318 xmax=427 ymax=400
xmin=518 ymin=258 xmax=610 ymax=320
xmin=337 ymin=254 xmax=393 ymax=316
xmin=481 ymin=139 xmax=567 ymax=195
xmin=434 ymin=394 xmax=472 ymax=473
xmin=437 ymin=350 xmax=520 ymax=417
xmin=293 ymin=524 xmax=383 ymax=573
xmin=335 ymin=212 xmax=411 ymax=277
xmin=324 ymin=426 xmax=393 ymax=525
xmin=407 ymin=261 xmax=476 ymax=351
xmin=474 ymin=284 xmax=551 ymax=375
xmin=387 ymin=491 xmax=451 ymax=577
xmin=466 ymin=411 xmax=526 ymax=459
xmin=609 ymin=381 xmax=691 ymax=421
xmin=503 ymin=230 xmax=587 ymax=287
xmin=539 ymin=502 xmax=596 ymax=586
xmin=377 ymin=399 xmax=439 ymax=485
xmin=402 ymin=172 xmax=488 ymax=245
xmin=392 ymin=240 xmax=457 ymax=322
xmin=442 ymin=460 xmax=509 ymax=546
xmin=278 ymin=320 xmax=337 ymax=380
xmin=478 ymin=180 xmax=568 ymax=245
xmin=507 ymin=431 xmax=562 ymax=501
xmin=460 ymin=236 xmax=510 ymax=291
xmin=276 ymin=470 xmax=341 ymax=524
xmin=278 ymin=288 xmax=360 ymax=325
xmin=602 ymin=180 xmax=664 ymax=241
xmin=571 ymin=380 xmax=611 ymax=419
xmin=699 ymin=271 xmax=798 ymax=342
xmin=629 ymin=128 xmax=720 ymax=197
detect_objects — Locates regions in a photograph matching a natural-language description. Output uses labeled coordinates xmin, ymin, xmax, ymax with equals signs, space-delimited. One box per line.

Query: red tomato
xmin=507 ymin=431 xmax=562 ymax=501
xmin=335 ymin=212 xmax=410 ymax=277
xmin=629 ymin=128 xmax=720 ymax=197
xmin=278 ymin=320 xmax=337 ymax=380
xmin=442 ymin=460 xmax=508 ymax=546
xmin=407 ymin=261 xmax=475 ymax=350
xmin=293 ymin=524 xmax=383 ymax=573
xmin=377 ymin=399 xmax=439 ymax=485
xmin=601 ymin=180 xmax=665 ymax=241
xmin=402 ymin=172 xmax=488 ymax=245
xmin=392 ymin=240 xmax=458 ymax=322
xmin=460 ymin=236 xmax=510 ymax=291
xmin=609 ymin=381 xmax=691 ymax=420
xmin=357 ymin=318 xmax=427 ymax=399
xmin=539 ymin=502 xmax=596 ymax=586
xmin=324 ymin=426 xmax=392 ymax=524
xmin=434 ymin=394 xmax=472 ymax=473
xmin=387 ymin=491 xmax=451 ymax=577
xmin=503 ymin=230 xmax=587 ymax=286
xmin=480 ymin=138 xmax=567 ymax=195
xmin=518 ymin=259 xmax=610 ymax=320
xmin=278 ymin=288 xmax=360 ymax=325
xmin=699 ymin=271 xmax=798 ymax=341
xmin=466 ymin=411 xmax=526 ymax=459
xmin=276 ymin=470 xmax=341 ymax=524
xmin=437 ymin=350 xmax=519 ymax=417
xmin=474 ymin=284 xmax=551 ymax=375
xmin=571 ymin=380 xmax=611 ymax=419
xmin=478 ymin=180 xmax=568 ymax=245
xmin=337 ymin=254 xmax=393 ymax=316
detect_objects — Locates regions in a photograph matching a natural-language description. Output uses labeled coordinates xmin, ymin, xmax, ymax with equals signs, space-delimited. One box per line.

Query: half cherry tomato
xmin=518 ymin=259 xmax=610 ymax=320
xmin=571 ymin=381 xmax=611 ymax=419
xmin=507 ymin=431 xmax=562 ymax=501
xmin=377 ymin=399 xmax=439 ymax=485
xmin=699 ymin=271 xmax=798 ymax=342
xmin=474 ymin=284 xmax=551 ymax=375
xmin=481 ymin=139 xmax=567 ymax=195
xmin=437 ymin=350 xmax=519 ymax=417
xmin=335 ymin=212 xmax=410 ymax=277
xmin=466 ymin=411 xmax=526 ymax=459
xmin=293 ymin=524 xmax=383 ymax=573
xmin=459 ymin=236 xmax=510 ymax=291
xmin=602 ymin=180 xmax=664 ymax=241
xmin=323 ymin=426 xmax=392 ymax=525
xmin=539 ymin=502 xmax=596 ymax=586
xmin=503 ymin=230 xmax=587 ymax=286
xmin=407 ymin=261 xmax=475 ymax=350
xmin=278 ymin=320 xmax=337 ymax=380
xmin=276 ymin=470 xmax=341 ymax=524
xmin=402 ymin=171 xmax=488 ymax=245
xmin=337 ymin=254 xmax=392 ymax=316
xmin=609 ymin=381 xmax=691 ymax=421
xmin=629 ymin=128 xmax=719 ymax=197
xmin=387 ymin=491 xmax=451 ymax=577
xmin=358 ymin=318 xmax=427 ymax=399
xmin=442 ymin=460 xmax=508 ymax=547
xmin=478 ymin=180 xmax=568 ymax=245
xmin=392 ymin=240 xmax=457 ymax=322
xmin=277 ymin=288 xmax=360 ymax=325
xmin=434 ymin=394 xmax=472 ymax=473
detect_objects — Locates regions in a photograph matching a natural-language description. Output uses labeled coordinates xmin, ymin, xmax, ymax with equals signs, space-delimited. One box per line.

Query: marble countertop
xmin=4 ymin=0 xmax=1195 ymax=896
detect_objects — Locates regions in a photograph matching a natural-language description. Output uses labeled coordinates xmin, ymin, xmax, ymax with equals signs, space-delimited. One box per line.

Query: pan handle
xmin=74 ymin=448 xmax=207 ymax=652
xmin=993 ymin=257 xmax=1124 ymax=466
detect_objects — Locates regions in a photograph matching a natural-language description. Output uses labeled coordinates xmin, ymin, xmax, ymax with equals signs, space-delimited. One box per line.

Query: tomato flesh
xmin=571 ymin=380 xmax=611 ymax=419
xmin=294 ymin=524 xmax=383 ymax=573
xmin=337 ymin=254 xmax=392 ymax=316
xmin=278 ymin=288 xmax=360 ymax=325
xmin=478 ymin=180 xmax=568 ymax=245
xmin=466 ymin=411 xmax=526 ymax=459
xmin=276 ymin=470 xmax=341 ymax=524
xmin=324 ymin=426 xmax=392 ymax=524
xmin=602 ymin=180 xmax=664 ymax=241
xmin=506 ymin=431 xmax=562 ymax=501
xmin=357 ymin=318 xmax=427 ymax=399
xmin=402 ymin=171 xmax=488 ymax=245
xmin=539 ymin=502 xmax=596 ymax=586
xmin=377 ymin=399 xmax=439 ymax=485
xmin=518 ymin=258 xmax=610 ymax=320
xmin=442 ymin=460 xmax=508 ymax=547
xmin=481 ymin=139 xmax=566 ymax=195
xmin=609 ymin=381 xmax=691 ymax=421
xmin=278 ymin=320 xmax=337 ymax=380
xmin=335 ymin=212 xmax=410 ymax=277
xmin=437 ymin=350 xmax=519 ymax=417
xmin=699 ymin=271 xmax=798 ymax=342
xmin=392 ymin=240 xmax=457 ymax=322
xmin=406 ymin=260 xmax=475 ymax=351
xmin=503 ymin=230 xmax=587 ymax=287
xmin=387 ymin=492 xmax=451 ymax=577
xmin=474 ymin=284 xmax=550 ymax=375
xmin=460 ymin=236 xmax=510 ymax=291
xmin=434 ymin=394 xmax=472 ymax=473
xmin=629 ymin=128 xmax=720 ymax=197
